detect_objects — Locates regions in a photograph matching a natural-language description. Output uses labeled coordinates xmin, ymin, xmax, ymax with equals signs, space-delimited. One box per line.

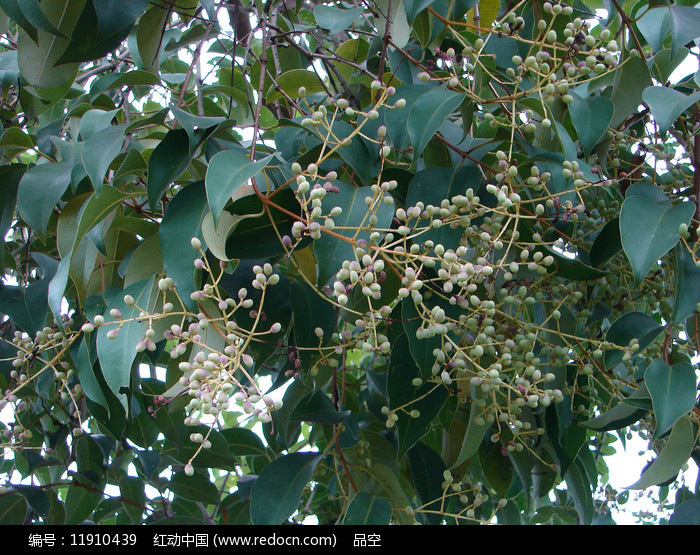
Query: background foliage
xmin=1 ymin=0 xmax=700 ymax=525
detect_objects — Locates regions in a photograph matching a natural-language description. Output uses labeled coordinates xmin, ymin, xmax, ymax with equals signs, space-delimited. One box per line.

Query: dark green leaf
xmin=168 ymin=471 xmax=221 ymax=505
xmin=0 ymin=493 xmax=27 ymax=524
xmin=407 ymin=442 xmax=445 ymax=525
xmin=669 ymin=499 xmax=700 ymax=524
xmin=407 ymin=87 xmax=465 ymax=160
xmin=250 ymin=451 xmax=323 ymax=525
xmin=343 ymin=491 xmax=392 ymax=525
xmin=605 ymin=311 xmax=664 ymax=368
xmin=147 ymin=128 xmax=193 ymax=212
xmin=289 ymin=390 xmax=350 ymax=424
xmin=160 ymin=181 xmax=208 ymax=310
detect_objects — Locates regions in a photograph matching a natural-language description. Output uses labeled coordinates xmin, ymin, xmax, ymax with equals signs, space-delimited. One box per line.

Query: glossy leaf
xmin=568 ymin=94 xmax=613 ymax=156
xmin=250 ymin=452 xmax=323 ymax=525
xmin=168 ymin=472 xmax=221 ymax=505
xmin=581 ymin=385 xmax=649 ymax=432
xmin=407 ymin=86 xmax=465 ymax=160
xmin=645 ymin=359 xmax=697 ymax=438
xmin=159 ymin=181 xmax=208 ymax=310
xmin=605 ymin=311 xmax=664 ymax=368
xmin=17 ymin=161 xmax=72 ymax=235
xmin=205 ymin=149 xmax=273 ymax=227
xmin=620 ymin=183 xmax=694 ymax=284
xmin=96 ymin=276 xmax=156 ymax=411
xmin=147 ymin=128 xmax=192 ymax=212
xmin=343 ymin=491 xmax=392 ymax=525
xmin=452 ymin=382 xmax=493 ymax=468
xmin=313 ymin=5 xmax=362 ymax=34
xmin=64 ymin=482 xmax=103 ymax=524
xmin=81 ymin=124 xmax=126 ymax=195
xmin=15 ymin=0 xmax=83 ymax=90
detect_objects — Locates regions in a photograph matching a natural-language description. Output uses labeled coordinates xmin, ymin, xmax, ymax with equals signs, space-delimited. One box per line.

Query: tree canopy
xmin=0 ymin=0 xmax=699 ymax=526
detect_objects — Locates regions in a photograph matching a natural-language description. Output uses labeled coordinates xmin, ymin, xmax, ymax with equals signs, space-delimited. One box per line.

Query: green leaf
xmin=407 ymin=86 xmax=465 ymax=160
xmin=610 ymin=54 xmax=652 ymax=129
xmin=452 ymin=382 xmax=493 ymax=468
xmin=82 ymin=124 xmax=126 ymax=195
xmin=0 ymin=493 xmax=27 ymax=524
xmin=160 ymin=181 xmax=208 ymax=310
xmin=170 ymin=105 xmax=224 ymax=150
xmin=313 ymin=5 xmax=362 ymax=34
xmin=626 ymin=418 xmax=695 ymax=489
xmin=250 ymin=451 xmax=323 ymax=525
xmin=644 ymin=359 xmax=697 ymax=438
xmin=96 ymin=276 xmax=156 ymax=411
xmin=343 ymin=491 xmax=392 ymax=525
xmin=119 ymin=476 xmax=145 ymax=523
xmin=374 ymin=0 xmax=410 ymax=48
xmin=17 ymin=161 xmax=73 ymax=235
xmin=564 ymin=459 xmax=594 ymax=525
xmin=205 ymin=149 xmax=274 ymax=226
xmin=56 ymin=0 xmax=149 ymax=65
xmin=580 ymin=385 xmax=649 ymax=431
xmin=316 ymin=180 xmax=394 ymax=286
xmin=363 ymin=463 xmax=413 ymax=524
xmin=290 ymin=279 xmax=336 ymax=368
xmin=620 ymin=183 xmax=694 ymax=284
xmin=669 ymin=5 xmax=700 ymax=55
xmin=673 ymin=246 xmax=700 ymax=325
xmin=636 ymin=7 xmax=670 ymax=51
xmin=266 ymin=69 xmax=326 ymax=103
xmin=643 ymin=86 xmax=700 ymax=136
xmin=218 ymin=428 xmax=267 ymax=457
xmin=589 ymin=217 xmax=622 ymax=268
xmin=147 ymin=128 xmax=193 ymax=212
xmin=135 ymin=5 xmax=168 ymax=71
xmin=0 ymin=252 xmax=58 ymax=336
xmin=71 ymin=335 xmax=109 ymax=411
xmin=388 ymin=334 xmax=448 ymax=459
xmin=48 ymin=186 xmax=129 ymax=322
xmin=168 ymin=472 xmax=221 ymax=505
xmin=649 ymin=47 xmax=690 ymax=84
xmin=407 ymin=442 xmax=446 ymax=525
xmin=605 ymin=311 xmax=664 ymax=368
xmin=64 ymin=482 xmax=103 ymax=524
xmin=289 ymin=390 xmax=350 ymax=424
xmin=568 ymin=94 xmax=613 ymax=156
xmin=669 ymin=499 xmax=700 ymax=525
xmin=15 ymin=0 xmax=84 ymax=90
xmin=12 ymin=485 xmax=49 ymax=518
